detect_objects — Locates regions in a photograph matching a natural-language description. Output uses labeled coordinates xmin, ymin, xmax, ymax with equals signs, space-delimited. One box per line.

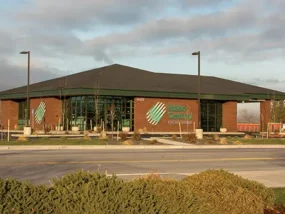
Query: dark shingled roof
xmin=0 ymin=64 xmax=284 ymax=98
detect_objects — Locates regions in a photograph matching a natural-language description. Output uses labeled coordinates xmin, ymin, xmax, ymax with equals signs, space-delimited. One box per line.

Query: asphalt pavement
xmin=0 ymin=148 xmax=284 ymax=187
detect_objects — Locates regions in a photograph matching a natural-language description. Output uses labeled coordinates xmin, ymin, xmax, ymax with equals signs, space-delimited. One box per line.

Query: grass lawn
xmin=234 ymin=138 xmax=285 ymax=145
xmin=0 ymin=139 xmax=107 ymax=145
xmin=166 ymin=136 xmax=285 ymax=145
xmin=272 ymin=188 xmax=285 ymax=205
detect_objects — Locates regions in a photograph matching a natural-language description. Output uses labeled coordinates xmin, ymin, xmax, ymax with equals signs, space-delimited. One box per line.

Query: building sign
xmin=146 ymin=102 xmax=192 ymax=126
xmin=35 ymin=102 xmax=46 ymax=124
xmin=146 ymin=102 xmax=166 ymax=125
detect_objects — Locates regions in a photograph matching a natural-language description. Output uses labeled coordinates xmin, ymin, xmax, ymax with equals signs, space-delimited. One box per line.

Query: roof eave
xmin=1 ymin=88 xmax=284 ymax=101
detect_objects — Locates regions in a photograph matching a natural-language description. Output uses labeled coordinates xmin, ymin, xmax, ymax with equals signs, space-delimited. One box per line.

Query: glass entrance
xmin=201 ymin=101 xmax=222 ymax=132
xmin=69 ymin=96 xmax=134 ymax=131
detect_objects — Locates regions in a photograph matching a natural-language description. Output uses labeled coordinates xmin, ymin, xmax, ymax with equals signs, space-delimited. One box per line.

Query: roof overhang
xmin=1 ymin=88 xmax=285 ymax=101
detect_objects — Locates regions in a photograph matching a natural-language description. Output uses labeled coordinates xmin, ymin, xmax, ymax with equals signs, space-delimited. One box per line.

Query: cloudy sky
xmin=0 ymin=0 xmax=285 ymax=97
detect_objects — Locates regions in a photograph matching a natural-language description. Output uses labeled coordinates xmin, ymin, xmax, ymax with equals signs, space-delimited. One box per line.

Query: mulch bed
xmin=264 ymin=205 xmax=285 ymax=214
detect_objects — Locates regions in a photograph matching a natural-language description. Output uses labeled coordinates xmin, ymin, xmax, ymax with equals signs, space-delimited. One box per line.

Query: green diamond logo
xmin=146 ymin=102 xmax=166 ymax=125
xmin=35 ymin=102 xmax=46 ymax=124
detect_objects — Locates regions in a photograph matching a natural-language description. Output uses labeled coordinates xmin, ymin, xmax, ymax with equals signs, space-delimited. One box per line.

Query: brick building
xmin=0 ymin=64 xmax=284 ymax=132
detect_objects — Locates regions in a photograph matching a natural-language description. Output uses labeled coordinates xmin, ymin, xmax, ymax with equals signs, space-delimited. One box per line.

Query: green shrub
xmin=96 ymin=127 xmax=102 ymax=133
xmin=130 ymin=177 xmax=205 ymax=214
xmin=272 ymin=188 xmax=285 ymax=205
xmin=0 ymin=178 xmax=53 ymax=213
xmin=50 ymin=171 xmax=129 ymax=213
xmin=171 ymin=134 xmax=178 ymax=141
xmin=182 ymin=169 xmax=275 ymax=214
xmin=132 ymin=131 xmax=141 ymax=141
xmin=60 ymin=136 xmax=67 ymax=140
xmin=119 ymin=132 xmax=128 ymax=141
xmin=0 ymin=170 xmax=276 ymax=214
xmin=182 ymin=133 xmax=197 ymax=143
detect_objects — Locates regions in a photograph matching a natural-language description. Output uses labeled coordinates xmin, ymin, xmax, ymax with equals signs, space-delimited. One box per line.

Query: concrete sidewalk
xmin=149 ymin=138 xmax=190 ymax=146
xmin=0 ymin=144 xmax=285 ymax=150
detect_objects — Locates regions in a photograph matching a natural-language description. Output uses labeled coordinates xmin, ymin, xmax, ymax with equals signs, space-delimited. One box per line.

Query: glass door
xmin=201 ymin=101 xmax=222 ymax=132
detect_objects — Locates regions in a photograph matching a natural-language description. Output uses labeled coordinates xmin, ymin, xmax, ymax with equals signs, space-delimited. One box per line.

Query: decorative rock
xmin=83 ymin=134 xmax=91 ymax=141
xmin=213 ymin=134 xmax=220 ymax=141
xmin=122 ymin=140 xmax=134 ymax=145
xmin=234 ymin=141 xmax=242 ymax=145
xmin=244 ymin=134 xmax=253 ymax=139
xmin=219 ymin=138 xmax=228 ymax=145
xmin=18 ymin=135 xmax=28 ymax=141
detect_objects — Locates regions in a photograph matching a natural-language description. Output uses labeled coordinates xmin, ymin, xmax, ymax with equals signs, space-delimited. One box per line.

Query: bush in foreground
xmin=0 ymin=170 xmax=276 ymax=214
xmin=182 ymin=169 xmax=275 ymax=214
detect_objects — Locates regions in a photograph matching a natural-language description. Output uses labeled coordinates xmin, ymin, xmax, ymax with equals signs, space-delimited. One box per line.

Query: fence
xmin=237 ymin=123 xmax=283 ymax=133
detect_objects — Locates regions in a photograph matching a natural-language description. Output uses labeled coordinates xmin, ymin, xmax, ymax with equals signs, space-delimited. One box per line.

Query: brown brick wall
xmin=0 ymin=97 xmax=62 ymax=130
xmin=30 ymin=97 xmax=62 ymax=130
xmin=222 ymin=101 xmax=237 ymax=132
xmin=0 ymin=100 xmax=19 ymax=129
xmin=134 ymin=98 xmax=198 ymax=132
xmin=260 ymin=100 xmax=270 ymax=132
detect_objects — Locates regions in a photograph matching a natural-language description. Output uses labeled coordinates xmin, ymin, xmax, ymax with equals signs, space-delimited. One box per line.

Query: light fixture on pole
xmin=20 ymin=51 xmax=30 ymax=127
xmin=192 ymin=51 xmax=201 ymax=129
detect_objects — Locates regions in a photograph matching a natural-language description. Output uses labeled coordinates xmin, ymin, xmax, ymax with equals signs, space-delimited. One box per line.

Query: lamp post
xmin=20 ymin=51 xmax=30 ymax=127
xmin=192 ymin=51 xmax=201 ymax=129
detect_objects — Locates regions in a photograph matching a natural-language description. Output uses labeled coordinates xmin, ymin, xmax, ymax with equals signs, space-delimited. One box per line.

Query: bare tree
xmin=58 ymin=76 xmax=69 ymax=130
xmin=94 ymin=82 xmax=100 ymax=129
xmin=109 ymin=101 xmax=116 ymax=139
xmin=271 ymin=100 xmax=285 ymax=123
xmin=238 ymin=109 xmax=259 ymax=123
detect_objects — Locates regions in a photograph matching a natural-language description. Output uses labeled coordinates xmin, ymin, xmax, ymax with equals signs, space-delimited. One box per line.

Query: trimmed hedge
xmin=0 ymin=170 xmax=276 ymax=214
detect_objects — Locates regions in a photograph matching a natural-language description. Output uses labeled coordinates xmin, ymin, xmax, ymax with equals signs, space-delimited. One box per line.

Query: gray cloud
xmin=0 ymin=58 xmax=59 ymax=91
xmin=181 ymin=0 xmax=229 ymax=7
xmin=16 ymin=0 xmax=170 ymax=30
xmin=73 ymin=0 xmax=284 ymax=62
xmin=1 ymin=0 xmax=285 ymax=67
xmin=229 ymin=77 xmax=285 ymax=92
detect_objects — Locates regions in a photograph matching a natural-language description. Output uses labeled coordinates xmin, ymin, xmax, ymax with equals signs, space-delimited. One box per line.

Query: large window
xmin=201 ymin=101 xmax=222 ymax=132
xmin=69 ymin=96 xmax=134 ymax=131
xmin=18 ymin=100 xmax=27 ymax=129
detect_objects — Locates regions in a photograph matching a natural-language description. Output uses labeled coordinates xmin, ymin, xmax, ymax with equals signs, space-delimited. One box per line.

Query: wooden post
xmin=179 ymin=122 xmax=182 ymax=138
xmin=117 ymin=121 xmax=119 ymax=141
xmin=7 ymin=120 xmax=10 ymax=142
xmin=267 ymin=122 xmax=269 ymax=139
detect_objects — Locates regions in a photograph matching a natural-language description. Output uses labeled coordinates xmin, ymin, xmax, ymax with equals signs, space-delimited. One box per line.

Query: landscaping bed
xmin=0 ymin=169 xmax=282 ymax=214
xmin=0 ymin=131 xmax=165 ymax=146
xmin=167 ymin=133 xmax=285 ymax=145
xmin=0 ymin=138 xmax=163 ymax=146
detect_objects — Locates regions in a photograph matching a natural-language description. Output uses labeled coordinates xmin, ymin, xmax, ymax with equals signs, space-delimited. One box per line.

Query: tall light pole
xmin=20 ymin=51 xmax=30 ymax=127
xmin=192 ymin=51 xmax=201 ymax=129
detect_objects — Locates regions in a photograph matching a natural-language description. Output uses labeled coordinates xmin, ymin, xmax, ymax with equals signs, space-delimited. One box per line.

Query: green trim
xmin=1 ymin=88 xmax=285 ymax=101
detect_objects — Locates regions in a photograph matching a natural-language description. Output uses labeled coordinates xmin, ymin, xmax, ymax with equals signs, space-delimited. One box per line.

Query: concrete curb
xmin=0 ymin=145 xmax=285 ymax=150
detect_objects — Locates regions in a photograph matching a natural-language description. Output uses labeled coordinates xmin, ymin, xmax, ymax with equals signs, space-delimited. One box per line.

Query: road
xmin=0 ymin=148 xmax=284 ymax=187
